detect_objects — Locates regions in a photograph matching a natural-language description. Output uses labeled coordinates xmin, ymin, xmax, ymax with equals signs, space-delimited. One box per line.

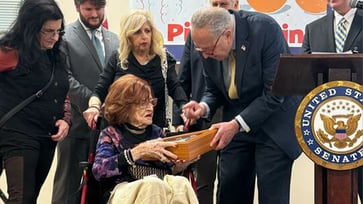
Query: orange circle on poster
xmin=295 ymin=0 xmax=326 ymax=14
xmin=247 ymin=0 xmax=287 ymax=13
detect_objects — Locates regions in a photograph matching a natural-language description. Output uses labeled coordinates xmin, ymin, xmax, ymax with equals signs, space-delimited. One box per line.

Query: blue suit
xmin=303 ymin=9 xmax=363 ymax=203
xmin=200 ymin=10 xmax=302 ymax=203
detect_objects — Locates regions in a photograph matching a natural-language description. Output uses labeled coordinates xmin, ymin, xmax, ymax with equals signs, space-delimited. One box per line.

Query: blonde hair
xmin=118 ymin=9 xmax=165 ymax=69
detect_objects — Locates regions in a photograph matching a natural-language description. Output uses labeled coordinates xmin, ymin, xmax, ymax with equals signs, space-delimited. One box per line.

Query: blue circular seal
xmin=295 ymin=81 xmax=363 ymax=170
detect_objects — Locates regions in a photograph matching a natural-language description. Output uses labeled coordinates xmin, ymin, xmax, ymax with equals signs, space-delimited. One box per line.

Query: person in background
xmin=52 ymin=0 xmax=119 ymax=203
xmin=182 ymin=7 xmax=302 ymax=204
xmin=172 ymin=0 xmax=239 ymax=203
xmin=83 ymin=10 xmax=188 ymax=132
xmin=0 ymin=0 xmax=70 ymax=203
xmin=92 ymin=74 xmax=198 ymax=203
xmin=302 ymin=0 xmax=363 ymax=202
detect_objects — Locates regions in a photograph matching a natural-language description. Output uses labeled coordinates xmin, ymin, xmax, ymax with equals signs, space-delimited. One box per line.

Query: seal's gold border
xmin=295 ymin=81 xmax=363 ymax=170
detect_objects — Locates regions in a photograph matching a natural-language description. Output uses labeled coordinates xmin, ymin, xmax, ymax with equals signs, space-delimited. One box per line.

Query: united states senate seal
xmin=295 ymin=81 xmax=363 ymax=170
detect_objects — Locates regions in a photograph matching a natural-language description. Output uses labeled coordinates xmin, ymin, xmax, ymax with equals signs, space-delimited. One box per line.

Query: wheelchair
xmin=78 ymin=119 xmax=197 ymax=204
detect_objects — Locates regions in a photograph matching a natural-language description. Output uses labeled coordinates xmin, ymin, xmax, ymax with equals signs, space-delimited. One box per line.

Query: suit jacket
xmin=178 ymin=33 xmax=206 ymax=103
xmin=172 ymin=32 xmax=223 ymax=129
xmin=63 ymin=20 xmax=119 ymax=139
xmin=201 ymin=10 xmax=302 ymax=159
xmin=303 ymin=9 xmax=363 ymax=53
xmin=172 ymin=33 xmax=210 ymax=127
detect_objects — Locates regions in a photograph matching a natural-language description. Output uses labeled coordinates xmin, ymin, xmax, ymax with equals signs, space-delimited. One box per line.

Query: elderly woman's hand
xmin=131 ymin=138 xmax=178 ymax=163
xmin=172 ymin=156 xmax=200 ymax=174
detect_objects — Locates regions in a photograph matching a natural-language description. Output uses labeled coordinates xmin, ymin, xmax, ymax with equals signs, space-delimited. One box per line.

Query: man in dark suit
xmin=52 ymin=0 xmax=119 ymax=203
xmin=183 ymin=7 xmax=302 ymax=204
xmin=303 ymin=0 xmax=363 ymax=54
xmin=302 ymin=0 xmax=363 ymax=202
xmin=172 ymin=1 xmax=239 ymax=203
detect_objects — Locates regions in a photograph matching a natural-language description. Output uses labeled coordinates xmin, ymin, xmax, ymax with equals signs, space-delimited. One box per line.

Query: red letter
xmin=168 ymin=24 xmax=183 ymax=41
xmin=184 ymin=22 xmax=190 ymax=41
xmin=289 ymin=29 xmax=304 ymax=44
xmin=281 ymin=23 xmax=289 ymax=42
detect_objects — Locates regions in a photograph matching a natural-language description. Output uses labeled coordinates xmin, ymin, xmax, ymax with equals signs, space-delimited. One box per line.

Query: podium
xmin=272 ymin=54 xmax=363 ymax=204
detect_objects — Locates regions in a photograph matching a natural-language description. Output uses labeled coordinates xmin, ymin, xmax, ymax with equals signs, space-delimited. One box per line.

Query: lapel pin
xmin=241 ymin=45 xmax=246 ymax=51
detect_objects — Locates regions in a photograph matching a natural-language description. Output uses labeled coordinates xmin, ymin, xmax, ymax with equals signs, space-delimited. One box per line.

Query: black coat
xmin=94 ymin=51 xmax=188 ymax=128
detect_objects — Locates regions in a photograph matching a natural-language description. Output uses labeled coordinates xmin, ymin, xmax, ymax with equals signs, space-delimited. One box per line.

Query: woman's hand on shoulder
xmin=83 ymin=106 xmax=100 ymax=129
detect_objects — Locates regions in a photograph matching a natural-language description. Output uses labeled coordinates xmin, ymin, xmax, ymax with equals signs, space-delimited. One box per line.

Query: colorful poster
xmin=242 ymin=0 xmax=326 ymax=47
xmin=129 ymin=0 xmax=327 ymax=59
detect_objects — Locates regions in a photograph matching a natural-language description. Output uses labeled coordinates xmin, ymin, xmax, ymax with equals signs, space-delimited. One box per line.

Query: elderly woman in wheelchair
xmin=91 ymin=74 xmax=198 ymax=204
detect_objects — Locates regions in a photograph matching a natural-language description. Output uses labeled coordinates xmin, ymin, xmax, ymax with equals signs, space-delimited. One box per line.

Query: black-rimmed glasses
xmin=195 ymin=29 xmax=225 ymax=56
xmin=40 ymin=29 xmax=65 ymax=38
xmin=138 ymin=98 xmax=158 ymax=109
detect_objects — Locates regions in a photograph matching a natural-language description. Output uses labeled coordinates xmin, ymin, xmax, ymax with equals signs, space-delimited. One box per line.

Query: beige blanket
xmin=108 ymin=175 xmax=198 ymax=204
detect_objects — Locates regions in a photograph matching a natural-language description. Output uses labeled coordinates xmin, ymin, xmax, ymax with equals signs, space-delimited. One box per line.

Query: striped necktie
xmin=91 ymin=29 xmax=105 ymax=66
xmin=335 ymin=18 xmax=348 ymax=53
xmin=228 ymin=51 xmax=239 ymax=99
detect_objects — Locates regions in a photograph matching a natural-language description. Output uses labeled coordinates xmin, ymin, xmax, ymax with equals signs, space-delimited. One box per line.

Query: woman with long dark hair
xmin=0 ymin=0 xmax=71 ymax=203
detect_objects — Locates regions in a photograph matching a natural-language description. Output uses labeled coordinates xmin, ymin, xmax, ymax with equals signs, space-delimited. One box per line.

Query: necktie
xmin=91 ymin=29 xmax=105 ymax=66
xmin=335 ymin=18 xmax=348 ymax=53
xmin=228 ymin=51 xmax=239 ymax=99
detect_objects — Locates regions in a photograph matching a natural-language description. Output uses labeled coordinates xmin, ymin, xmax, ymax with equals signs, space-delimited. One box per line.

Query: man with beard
xmin=51 ymin=0 xmax=119 ymax=203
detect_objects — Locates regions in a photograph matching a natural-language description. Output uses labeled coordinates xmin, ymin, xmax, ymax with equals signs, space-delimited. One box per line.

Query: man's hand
xmin=182 ymin=100 xmax=206 ymax=120
xmin=210 ymin=119 xmax=240 ymax=150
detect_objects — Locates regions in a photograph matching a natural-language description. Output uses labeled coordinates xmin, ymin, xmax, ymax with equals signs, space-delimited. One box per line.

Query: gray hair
xmin=191 ymin=7 xmax=233 ymax=38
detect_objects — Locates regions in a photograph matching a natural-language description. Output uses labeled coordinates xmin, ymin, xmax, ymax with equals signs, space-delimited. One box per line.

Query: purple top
xmin=92 ymin=124 xmax=171 ymax=184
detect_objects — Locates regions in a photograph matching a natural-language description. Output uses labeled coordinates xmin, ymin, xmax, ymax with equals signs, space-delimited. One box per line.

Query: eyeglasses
xmin=194 ymin=29 xmax=225 ymax=56
xmin=138 ymin=98 xmax=158 ymax=109
xmin=40 ymin=29 xmax=65 ymax=38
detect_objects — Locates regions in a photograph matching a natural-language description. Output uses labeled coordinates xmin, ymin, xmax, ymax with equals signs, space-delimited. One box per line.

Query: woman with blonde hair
xmin=83 ymin=10 xmax=187 ymax=130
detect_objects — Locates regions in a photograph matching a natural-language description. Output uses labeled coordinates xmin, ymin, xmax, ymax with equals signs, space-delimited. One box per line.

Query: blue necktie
xmin=91 ymin=30 xmax=105 ymax=66
xmin=335 ymin=18 xmax=348 ymax=53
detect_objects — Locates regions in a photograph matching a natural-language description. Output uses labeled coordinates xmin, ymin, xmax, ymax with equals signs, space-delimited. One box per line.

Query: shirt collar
xmin=78 ymin=19 xmax=102 ymax=33
xmin=334 ymin=8 xmax=357 ymax=25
